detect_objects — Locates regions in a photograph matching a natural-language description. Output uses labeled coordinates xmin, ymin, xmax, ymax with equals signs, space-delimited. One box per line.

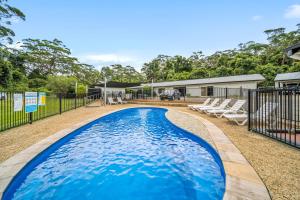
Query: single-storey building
xmin=130 ymin=74 xmax=265 ymax=97
xmin=275 ymin=72 xmax=300 ymax=88
xmin=286 ymin=42 xmax=300 ymax=60
xmin=89 ymin=82 xmax=140 ymax=97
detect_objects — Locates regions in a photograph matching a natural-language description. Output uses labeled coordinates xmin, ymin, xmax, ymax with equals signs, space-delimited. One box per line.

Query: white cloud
xmin=6 ymin=42 xmax=23 ymax=50
xmin=78 ymin=53 xmax=144 ymax=70
xmin=83 ymin=54 xmax=135 ymax=63
xmin=10 ymin=17 xmax=22 ymax=24
xmin=284 ymin=4 xmax=300 ymax=19
xmin=252 ymin=15 xmax=263 ymax=21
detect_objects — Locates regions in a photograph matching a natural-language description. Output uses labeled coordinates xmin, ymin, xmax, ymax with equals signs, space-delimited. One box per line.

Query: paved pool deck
xmin=0 ymin=104 xmax=299 ymax=199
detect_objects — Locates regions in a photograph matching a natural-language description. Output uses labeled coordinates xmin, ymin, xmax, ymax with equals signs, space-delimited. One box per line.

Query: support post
xmin=151 ymin=79 xmax=154 ymax=100
xmin=104 ymin=77 xmax=107 ymax=106
xmin=29 ymin=112 xmax=33 ymax=124
xmin=248 ymin=89 xmax=251 ymax=131
xmin=75 ymin=93 xmax=77 ymax=109
xmin=59 ymin=93 xmax=62 ymax=114
xmin=75 ymin=82 xmax=77 ymax=109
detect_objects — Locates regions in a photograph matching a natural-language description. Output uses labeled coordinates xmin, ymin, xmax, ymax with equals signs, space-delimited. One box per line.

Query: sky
xmin=9 ymin=0 xmax=300 ymax=70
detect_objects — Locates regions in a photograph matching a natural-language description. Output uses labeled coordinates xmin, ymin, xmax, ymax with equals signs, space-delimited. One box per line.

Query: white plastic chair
xmin=188 ymin=98 xmax=211 ymax=110
xmin=206 ymin=99 xmax=246 ymax=118
xmin=107 ymin=97 xmax=118 ymax=105
xmin=195 ymin=98 xmax=220 ymax=111
xmin=224 ymin=102 xmax=277 ymax=126
xmin=117 ymin=97 xmax=127 ymax=104
xmin=199 ymin=99 xmax=231 ymax=112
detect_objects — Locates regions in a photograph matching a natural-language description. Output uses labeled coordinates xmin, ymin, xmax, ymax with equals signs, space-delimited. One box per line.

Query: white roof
xmin=275 ymin=72 xmax=300 ymax=81
xmin=141 ymin=74 xmax=265 ymax=88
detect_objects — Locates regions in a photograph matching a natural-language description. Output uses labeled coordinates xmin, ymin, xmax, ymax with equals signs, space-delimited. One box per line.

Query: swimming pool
xmin=3 ymin=107 xmax=225 ymax=200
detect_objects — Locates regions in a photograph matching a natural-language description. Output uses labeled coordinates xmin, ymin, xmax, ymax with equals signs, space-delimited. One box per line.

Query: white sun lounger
xmin=223 ymin=113 xmax=248 ymax=125
xmin=117 ymin=97 xmax=127 ymax=104
xmin=108 ymin=97 xmax=118 ymax=105
xmin=199 ymin=99 xmax=231 ymax=112
xmin=206 ymin=99 xmax=246 ymax=118
xmin=223 ymin=102 xmax=277 ymax=126
xmin=195 ymin=98 xmax=220 ymax=111
xmin=188 ymin=98 xmax=211 ymax=110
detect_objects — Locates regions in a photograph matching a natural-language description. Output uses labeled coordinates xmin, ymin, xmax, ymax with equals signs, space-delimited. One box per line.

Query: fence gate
xmin=248 ymin=88 xmax=300 ymax=148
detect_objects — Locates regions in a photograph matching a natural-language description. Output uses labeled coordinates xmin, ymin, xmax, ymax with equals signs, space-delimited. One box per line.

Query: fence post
xmin=75 ymin=93 xmax=77 ymax=109
xmin=59 ymin=93 xmax=62 ymax=114
xmin=247 ymin=89 xmax=251 ymax=131
xmin=29 ymin=112 xmax=33 ymax=124
xmin=225 ymin=88 xmax=228 ymax=99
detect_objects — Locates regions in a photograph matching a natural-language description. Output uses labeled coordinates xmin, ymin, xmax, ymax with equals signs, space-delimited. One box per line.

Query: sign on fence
xmin=38 ymin=92 xmax=46 ymax=106
xmin=25 ymin=92 xmax=38 ymax=113
xmin=13 ymin=93 xmax=23 ymax=112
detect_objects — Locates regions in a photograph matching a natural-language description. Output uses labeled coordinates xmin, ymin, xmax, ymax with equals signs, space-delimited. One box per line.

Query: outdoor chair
xmin=224 ymin=101 xmax=277 ymax=126
xmin=198 ymin=99 xmax=231 ymax=112
xmin=223 ymin=113 xmax=248 ymax=126
xmin=206 ymin=99 xmax=246 ymax=118
xmin=195 ymin=98 xmax=220 ymax=111
xmin=117 ymin=97 xmax=128 ymax=104
xmin=188 ymin=98 xmax=211 ymax=110
xmin=107 ymin=97 xmax=118 ymax=105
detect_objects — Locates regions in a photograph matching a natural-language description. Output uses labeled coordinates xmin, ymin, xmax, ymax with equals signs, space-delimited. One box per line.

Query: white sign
xmin=38 ymin=92 xmax=46 ymax=106
xmin=14 ymin=93 xmax=23 ymax=112
xmin=25 ymin=92 xmax=38 ymax=113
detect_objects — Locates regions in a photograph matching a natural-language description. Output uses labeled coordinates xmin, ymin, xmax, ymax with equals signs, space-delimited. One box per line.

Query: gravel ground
xmin=0 ymin=104 xmax=299 ymax=199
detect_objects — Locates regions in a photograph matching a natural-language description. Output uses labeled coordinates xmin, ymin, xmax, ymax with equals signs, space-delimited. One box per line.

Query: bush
xmin=46 ymin=76 xmax=77 ymax=93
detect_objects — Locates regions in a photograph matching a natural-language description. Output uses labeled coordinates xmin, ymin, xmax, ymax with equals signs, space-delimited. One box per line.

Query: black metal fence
xmin=213 ymin=87 xmax=248 ymax=100
xmin=248 ymin=88 xmax=300 ymax=148
xmin=0 ymin=91 xmax=100 ymax=132
xmin=127 ymin=87 xmax=248 ymax=101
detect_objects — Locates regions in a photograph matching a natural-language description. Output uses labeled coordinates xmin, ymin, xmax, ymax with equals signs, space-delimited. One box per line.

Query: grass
xmin=0 ymin=94 xmax=86 ymax=132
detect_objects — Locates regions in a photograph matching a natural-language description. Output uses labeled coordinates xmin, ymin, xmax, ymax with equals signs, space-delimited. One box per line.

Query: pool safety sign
xmin=25 ymin=92 xmax=38 ymax=113
xmin=13 ymin=93 xmax=23 ymax=112
xmin=38 ymin=92 xmax=46 ymax=106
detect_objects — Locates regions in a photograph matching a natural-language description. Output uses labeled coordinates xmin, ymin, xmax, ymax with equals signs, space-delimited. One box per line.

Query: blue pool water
xmin=3 ymin=108 xmax=225 ymax=200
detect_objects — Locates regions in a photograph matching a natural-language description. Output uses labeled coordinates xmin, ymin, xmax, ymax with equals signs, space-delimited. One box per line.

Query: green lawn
xmin=0 ymin=94 xmax=86 ymax=132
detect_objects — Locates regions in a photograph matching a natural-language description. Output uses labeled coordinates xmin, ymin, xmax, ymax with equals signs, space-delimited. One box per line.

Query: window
xmin=207 ymin=86 xmax=214 ymax=96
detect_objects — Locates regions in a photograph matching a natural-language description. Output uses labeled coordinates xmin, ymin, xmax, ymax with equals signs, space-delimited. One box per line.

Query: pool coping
xmin=0 ymin=106 xmax=271 ymax=200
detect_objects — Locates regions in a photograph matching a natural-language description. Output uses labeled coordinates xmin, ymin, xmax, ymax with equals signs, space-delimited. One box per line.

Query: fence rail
xmin=248 ymin=88 xmax=300 ymax=148
xmin=0 ymin=91 xmax=100 ymax=132
xmin=127 ymin=87 xmax=249 ymax=101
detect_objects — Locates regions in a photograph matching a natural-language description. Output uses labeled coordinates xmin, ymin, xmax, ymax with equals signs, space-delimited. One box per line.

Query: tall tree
xmin=21 ymin=38 xmax=78 ymax=77
xmin=0 ymin=0 xmax=25 ymax=45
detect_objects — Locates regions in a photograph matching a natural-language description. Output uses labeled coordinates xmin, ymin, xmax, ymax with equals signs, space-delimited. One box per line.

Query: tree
xmin=46 ymin=76 xmax=77 ymax=94
xmin=0 ymin=59 xmax=12 ymax=87
xmin=101 ymin=64 xmax=144 ymax=83
xmin=21 ymin=38 xmax=78 ymax=77
xmin=0 ymin=0 xmax=25 ymax=45
xmin=70 ymin=63 xmax=102 ymax=85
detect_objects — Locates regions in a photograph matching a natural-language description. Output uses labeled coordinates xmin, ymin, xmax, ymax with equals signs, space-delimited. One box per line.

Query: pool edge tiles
xmin=0 ymin=106 xmax=271 ymax=200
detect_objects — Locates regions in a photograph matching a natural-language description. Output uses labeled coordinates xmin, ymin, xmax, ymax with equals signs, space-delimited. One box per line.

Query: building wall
xmin=275 ymin=80 xmax=300 ymax=88
xmin=185 ymin=81 xmax=258 ymax=97
xmin=135 ymin=81 xmax=260 ymax=97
